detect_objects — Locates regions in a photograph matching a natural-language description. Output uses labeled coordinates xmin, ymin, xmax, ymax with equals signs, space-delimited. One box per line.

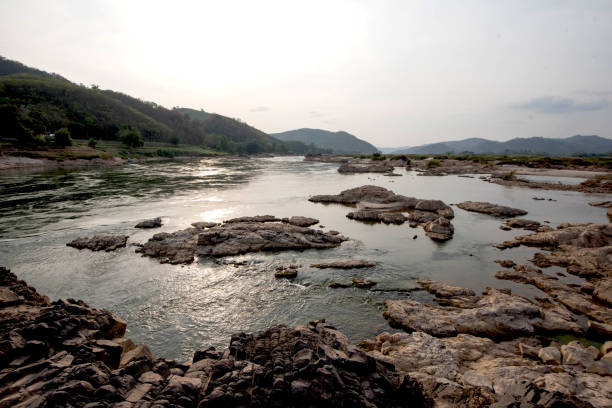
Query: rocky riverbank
xmin=0 ymin=266 xmax=428 ymax=408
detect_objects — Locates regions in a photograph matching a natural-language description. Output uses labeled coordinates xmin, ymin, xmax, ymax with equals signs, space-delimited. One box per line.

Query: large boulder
xmin=423 ymin=217 xmax=454 ymax=241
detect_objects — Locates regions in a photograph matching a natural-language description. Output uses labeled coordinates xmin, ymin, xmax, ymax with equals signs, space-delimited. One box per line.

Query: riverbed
xmin=0 ymin=156 xmax=609 ymax=360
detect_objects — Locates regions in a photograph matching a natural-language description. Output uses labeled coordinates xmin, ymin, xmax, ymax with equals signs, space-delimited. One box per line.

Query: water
xmin=1 ymin=157 xmax=610 ymax=361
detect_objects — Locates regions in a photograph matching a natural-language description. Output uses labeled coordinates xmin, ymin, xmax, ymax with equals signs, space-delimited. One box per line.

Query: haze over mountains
xmin=270 ymin=129 xmax=378 ymax=154
xmin=384 ymin=135 xmax=612 ymax=156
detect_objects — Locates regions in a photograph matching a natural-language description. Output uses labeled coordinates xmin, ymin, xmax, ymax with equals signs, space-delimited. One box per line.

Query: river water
xmin=0 ymin=156 xmax=609 ymax=361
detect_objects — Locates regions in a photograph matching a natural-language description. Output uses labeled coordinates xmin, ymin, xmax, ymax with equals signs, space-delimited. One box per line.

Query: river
xmin=0 ymin=156 xmax=609 ymax=360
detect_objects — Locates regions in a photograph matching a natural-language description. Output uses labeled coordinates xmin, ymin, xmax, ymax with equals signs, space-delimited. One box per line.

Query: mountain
xmin=0 ymin=56 xmax=325 ymax=154
xmin=270 ymin=128 xmax=378 ymax=154
xmin=390 ymin=136 xmax=612 ymax=156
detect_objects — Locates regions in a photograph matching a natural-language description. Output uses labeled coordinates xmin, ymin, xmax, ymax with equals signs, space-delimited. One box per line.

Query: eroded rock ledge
xmin=309 ymin=185 xmax=455 ymax=241
xmin=0 ymin=267 xmax=428 ymax=408
xmin=136 ymin=215 xmax=345 ymax=264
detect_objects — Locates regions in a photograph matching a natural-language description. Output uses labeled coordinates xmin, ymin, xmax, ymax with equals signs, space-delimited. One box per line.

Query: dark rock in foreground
xmin=457 ymin=201 xmax=528 ymax=217
xmin=137 ymin=216 xmax=347 ymax=264
xmin=135 ymin=217 xmax=162 ymax=228
xmin=67 ymin=234 xmax=128 ymax=252
xmin=0 ymin=267 xmax=429 ymax=408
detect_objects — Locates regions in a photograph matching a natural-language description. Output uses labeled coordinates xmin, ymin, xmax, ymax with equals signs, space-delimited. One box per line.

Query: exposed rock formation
xmin=346 ymin=210 xmax=407 ymax=224
xmin=67 ymin=234 xmax=128 ymax=252
xmin=495 ymin=264 xmax=612 ymax=324
xmin=137 ymin=216 xmax=347 ymax=264
xmin=457 ymin=201 xmax=528 ymax=217
xmin=423 ymin=217 xmax=454 ymax=241
xmin=274 ymin=264 xmax=299 ymax=278
xmin=135 ymin=217 xmax=162 ymax=228
xmin=338 ymin=162 xmax=394 ymax=173
xmin=310 ymin=260 xmax=375 ymax=269
xmin=504 ymin=218 xmax=541 ymax=231
xmin=0 ymin=268 xmax=429 ymax=408
xmin=282 ymin=216 xmax=319 ymax=227
xmin=383 ymin=285 xmax=582 ymax=338
xmin=496 ymin=223 xmax=612 ymax=250
xmin=361 ymin=330 xmax=611 ymax=408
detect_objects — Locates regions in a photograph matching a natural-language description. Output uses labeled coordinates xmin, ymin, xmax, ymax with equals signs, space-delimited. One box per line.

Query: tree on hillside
xmin=54 ymin=127 xmax=72 ymax=147
xmin=119 ymin=126 xmax=144 ymax=148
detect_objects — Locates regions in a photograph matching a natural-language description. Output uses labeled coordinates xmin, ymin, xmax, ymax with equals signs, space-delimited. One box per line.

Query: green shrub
xmin=119 ymin=126 xmax=144 ymax=148
xmin=88 ymin=138 xmax=97 ymax=148
xmin=427 ymin=159 xmax=441 ymax=168
xmin=54 ymin=128 xmax=72 ymax=147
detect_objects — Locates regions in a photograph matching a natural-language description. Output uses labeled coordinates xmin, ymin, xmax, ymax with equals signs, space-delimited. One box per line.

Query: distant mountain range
xmin=270 ymin=128 xmax=378 ymax=154
xmin=385 ymin=135 xmax=612 ymax=156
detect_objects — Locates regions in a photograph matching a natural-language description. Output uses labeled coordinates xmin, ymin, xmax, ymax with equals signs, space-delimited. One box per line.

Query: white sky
xmin=1 ymin=0 xmax=611 ymax=147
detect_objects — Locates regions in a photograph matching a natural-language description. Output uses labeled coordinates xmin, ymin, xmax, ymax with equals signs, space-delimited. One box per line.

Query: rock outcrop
xmin=495 ymin=264 xmax=612 ymax=324
xmin=67 ymin=234 xmax=129 ymax=252
xmin=310 ymin=260 xmax=375 ymax=269
xmin=457 ymin=201 xmax=528 ymax=217
xmin=0 ymin=267 xmax=430 ymax=408
xmin=503 ymin=218 xmax=541 ymax=231
xmin=135 ymin=217 xmax=162 ymax=228
xmin=383 ymin=285 xmax=582 ymax=338
xmin=137 ymin=216 xmax=347 ymax=264
xmin=361 ymin=330 xmax=611 ymax=408
xmin=337 ymin=162 xmax=394 ymax=173
xmin=309 ymin=186 xmax=454 ymax=241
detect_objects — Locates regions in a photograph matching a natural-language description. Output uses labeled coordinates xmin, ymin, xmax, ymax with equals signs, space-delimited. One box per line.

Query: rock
xmin=67 ymin=235 xmax=128 ymax=252
xmin=519 ymin=343 xmax=540 ymax=359
xmin=588 ymin=320 xmax=612 ymax=341
xmin=500 ymin=225 xmax=512 ymax=231
xmin=364 ymin=330 xmax=609 ymax=408
xmin=337 ymin=162 xmax=394 ymax=173
xmin=603 ymin=341 xmax=612 ymax=355
xmin=274 ymin=265 xmax=298 ymax=279
xmin=0 ymin=287 xmax=20 ymax=306
xmin=423 ymin=217 xmax=454 ymax=241
xmin=352 ymin=278 xmax=376 ymax=288
xmin=119 ymin=344 xmax=154 ymax=367
xmin=495 ymin=259 xmax=516 ymax=268
xmin=138 ymin=216 xmax=347 ymax=263
xmin=191 ymin=221 xmax=218 ymax=229
xmin=346 ymin=209 xmax=407 ymax=224
xmin=495 ymin=264 xmax=612 ymax=324
xmin=310 ymin=260 xmax=375 ymax=269
xmin=593 ymin=278 xmax=612 ymax=305
xmin=281 ymin=216 xmax=319 ymax=227
xmin=457 ymin=201 xmax=528 ymax=217
xmin=589 ymin=201 xmax=612 ymax=208
xmin=561 ymin=341 xmax=596 ymax=366
xmin=496 ymin=223 xmax=612 ymax=251
xmin=418 ymin=280 xmax=476 ymax=298
xmin=504 ymin=219 xmax=541 ymax=231
xmin=198 ymin=321 xmax=428 ymax=407
xmin=196 ymin=220 xmax=346 ymax=257
xmin=328 ymin=281 xmax=352 ymax=288
xmin=134 ymin=217 xmax=162 ymax=228
xmin=407 ymin=211 xmax=439 ymax=224
xmin=384 ymin=285 xmax=581 ymax=338
xmin=538 ymin=346 xmax=562 ymax=365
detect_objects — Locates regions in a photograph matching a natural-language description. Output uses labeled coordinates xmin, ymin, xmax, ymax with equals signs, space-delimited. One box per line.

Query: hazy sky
xmin=1 ymin=0 xmax=611 ymax=147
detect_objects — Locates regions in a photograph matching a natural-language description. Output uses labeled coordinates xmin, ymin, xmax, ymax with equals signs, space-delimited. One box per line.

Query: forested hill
xmin=270 ymin=128 xmax=378 ymax=154
xmin=390 ymin=136 xmax=612 ymax=156
xmin=0 ymin=56 xmax=325 ymax=154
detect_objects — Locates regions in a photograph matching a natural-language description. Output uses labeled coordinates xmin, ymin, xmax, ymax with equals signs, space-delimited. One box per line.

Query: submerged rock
xmin=67 ymin=234 xmax=128 ymax=252
xmin=134 ymin=217 xmax=162 ymax=228
xmin=384 ymin=285 xmax=582 ymax=338
xmin=274 ymin=265 xmax=299 ymax=278
xmin=310 ymin=259 xmax=375 ymax=269
xmin=457 ymin=201 xmax=528 ymax=217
